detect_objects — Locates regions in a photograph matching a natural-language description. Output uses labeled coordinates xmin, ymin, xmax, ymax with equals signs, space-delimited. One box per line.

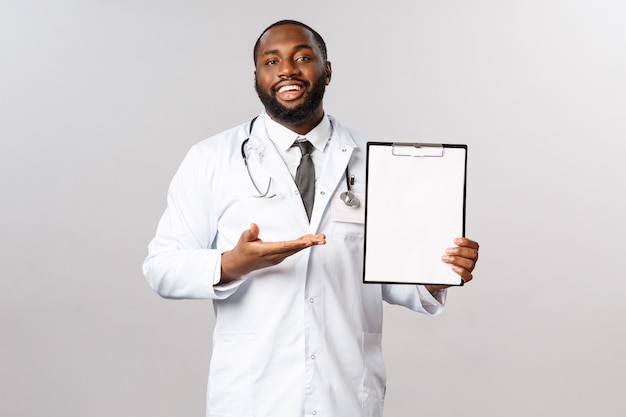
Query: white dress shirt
xmin=263 ymin=111 xmax=332 ymax=181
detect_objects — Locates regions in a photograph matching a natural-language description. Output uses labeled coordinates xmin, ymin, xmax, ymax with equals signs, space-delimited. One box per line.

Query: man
xmin=143 ymin=20 xmax=479 ymax=417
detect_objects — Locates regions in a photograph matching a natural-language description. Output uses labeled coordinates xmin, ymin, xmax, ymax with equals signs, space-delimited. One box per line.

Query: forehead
xmin=257 ymin=24 xmax=319 ymax=56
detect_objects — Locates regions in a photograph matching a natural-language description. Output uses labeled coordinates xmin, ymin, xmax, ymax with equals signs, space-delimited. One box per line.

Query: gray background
xmin=2 ymin=0 xmax=625 ymax=416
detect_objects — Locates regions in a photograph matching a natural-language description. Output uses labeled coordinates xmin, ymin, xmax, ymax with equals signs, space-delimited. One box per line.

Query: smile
xmin=275 ymin=83 xmax=306 ymax=101
xmin=278 ymin=85 xmax=302 ymax=93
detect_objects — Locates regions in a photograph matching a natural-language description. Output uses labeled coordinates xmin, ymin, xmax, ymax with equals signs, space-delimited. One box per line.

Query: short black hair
xmin=253 ymin=20 xmax=328 ymax=65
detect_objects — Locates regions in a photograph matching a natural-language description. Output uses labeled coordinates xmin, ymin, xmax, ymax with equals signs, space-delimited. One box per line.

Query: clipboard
xmin=363 ymin=142 xmax=467 ymax=286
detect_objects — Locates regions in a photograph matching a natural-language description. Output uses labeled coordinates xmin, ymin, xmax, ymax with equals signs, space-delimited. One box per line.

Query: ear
xmin=324 ymin=61 xmax=332 ymax=85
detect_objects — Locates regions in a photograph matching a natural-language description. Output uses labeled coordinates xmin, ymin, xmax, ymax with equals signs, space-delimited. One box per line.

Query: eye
xmin=295 ymin=55 xmax=312 ymax=62
xmin=265 ymin=59 xmax=278 ymax=66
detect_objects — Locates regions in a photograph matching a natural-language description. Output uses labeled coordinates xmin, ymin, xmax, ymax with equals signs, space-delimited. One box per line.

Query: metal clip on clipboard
xmin=391 ymin=143 xmax=444 ymax=157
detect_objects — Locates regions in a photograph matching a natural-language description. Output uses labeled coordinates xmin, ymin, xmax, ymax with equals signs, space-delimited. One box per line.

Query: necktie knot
xmin=294 ymin=139 xmax=314 ymax=156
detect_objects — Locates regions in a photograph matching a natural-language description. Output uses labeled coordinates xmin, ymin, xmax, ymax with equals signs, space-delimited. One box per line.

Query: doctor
xmin=144 ymin=20 xmax=480 ymax=417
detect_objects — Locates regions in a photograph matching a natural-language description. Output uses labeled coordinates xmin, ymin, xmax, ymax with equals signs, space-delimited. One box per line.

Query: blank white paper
xmin=363 ymin=143 xmax=467 ymax=285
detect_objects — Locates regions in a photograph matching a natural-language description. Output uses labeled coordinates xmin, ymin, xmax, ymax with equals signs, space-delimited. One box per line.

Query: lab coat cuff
xmin=417 ymin=285 xmax=447 ymax=314
xmin=212 ymin=256 xmax=247 ymax=299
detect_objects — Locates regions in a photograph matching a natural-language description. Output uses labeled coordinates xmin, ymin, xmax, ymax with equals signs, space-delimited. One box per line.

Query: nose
xmin=277 ymin=60 xmax=299 ymax=78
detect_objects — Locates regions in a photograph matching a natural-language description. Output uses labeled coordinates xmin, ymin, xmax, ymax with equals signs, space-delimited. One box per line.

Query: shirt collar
xmin=262 ymin=112 xmax=332 ymax=152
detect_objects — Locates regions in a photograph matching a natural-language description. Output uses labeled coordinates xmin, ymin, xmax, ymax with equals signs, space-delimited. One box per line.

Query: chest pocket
xmin=332 ymin=221 xmax=364 ymax=238
xmin=330 ymin=177 xmax=365 ymax=238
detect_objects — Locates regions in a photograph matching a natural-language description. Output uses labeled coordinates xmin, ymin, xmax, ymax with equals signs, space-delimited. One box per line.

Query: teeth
xmin=278 ymin=85 xmax=301 ymax=93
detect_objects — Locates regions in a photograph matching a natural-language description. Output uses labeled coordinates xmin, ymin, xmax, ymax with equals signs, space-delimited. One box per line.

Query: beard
xmin=255 ymin=72 xmax=327 ymax=125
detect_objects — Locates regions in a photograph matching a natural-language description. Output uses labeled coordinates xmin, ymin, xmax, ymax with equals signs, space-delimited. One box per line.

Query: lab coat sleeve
xmin=382 ymin=284 xmax=447 ymax=316
xmin=142 ymin=145 xmax=246 ymax=300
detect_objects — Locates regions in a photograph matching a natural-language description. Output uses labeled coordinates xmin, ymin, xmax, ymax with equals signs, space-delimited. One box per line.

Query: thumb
xmin=241 ymin=223 xmax=260 ymax=242
xmin=249 ymin=223 xmax=260 ymax=238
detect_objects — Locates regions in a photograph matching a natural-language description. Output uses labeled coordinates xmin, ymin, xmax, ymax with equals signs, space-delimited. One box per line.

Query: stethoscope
xmin=241 ymin=117 xmax=276 ymax=198
xmin=241 ymin=117 xmax=360 ymax=207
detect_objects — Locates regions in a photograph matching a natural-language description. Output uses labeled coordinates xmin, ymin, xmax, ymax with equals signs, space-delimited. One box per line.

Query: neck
xmin=268 ymin=108 xmax=325 ymax=136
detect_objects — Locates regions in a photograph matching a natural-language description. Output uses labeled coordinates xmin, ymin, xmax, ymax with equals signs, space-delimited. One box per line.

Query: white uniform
xmin=143 ymin=113 xmax=446 ymax=417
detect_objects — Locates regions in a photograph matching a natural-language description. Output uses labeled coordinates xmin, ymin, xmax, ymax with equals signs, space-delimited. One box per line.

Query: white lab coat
xmin=143 ymin=113 xmax=445 ymax=417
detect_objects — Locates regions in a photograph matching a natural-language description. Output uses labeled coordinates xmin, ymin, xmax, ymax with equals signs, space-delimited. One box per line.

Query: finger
xmin=299 ymin=233 xmax=326 ymax=245
xmin=453 ymin=237 xmax=479 ymax=250
xmin=442 ymin=254 xmax=476 ymax=273
xmin=445 ymin=246 xmax=478 ymax=261
xmin=271 ymin=234 xmax=326 ymax=252
xmin=451 ymin=265 xmax=473 ymax=283
xmin=297 ymin=233 xmax=326 ymax=240
xmin=257 ymin=239 xmax=317 ymax=256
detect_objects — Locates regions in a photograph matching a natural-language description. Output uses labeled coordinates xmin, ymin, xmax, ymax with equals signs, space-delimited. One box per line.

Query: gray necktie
xmin=294 ymin=140 xmax=315 ymax=221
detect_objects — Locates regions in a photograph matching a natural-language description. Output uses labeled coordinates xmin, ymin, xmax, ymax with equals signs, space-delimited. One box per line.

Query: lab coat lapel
xmin=309 ymin=118 xmax=357 ymax=232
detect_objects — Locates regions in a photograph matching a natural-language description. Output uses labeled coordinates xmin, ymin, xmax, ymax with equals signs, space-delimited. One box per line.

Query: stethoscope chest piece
xmin=340 ymin=171 xmax=360 ymax=207
xmin=340 ymin=190 xmax=360 ymax=207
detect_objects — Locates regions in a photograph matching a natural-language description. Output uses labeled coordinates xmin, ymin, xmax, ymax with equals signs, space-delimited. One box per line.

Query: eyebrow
xmin=261 ymin=44 xmax=313 ymax=57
